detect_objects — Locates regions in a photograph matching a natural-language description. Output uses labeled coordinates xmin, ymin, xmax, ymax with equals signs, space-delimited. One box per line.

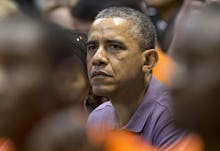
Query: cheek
xmin=113 ymin=55 xmax=143 ymax=78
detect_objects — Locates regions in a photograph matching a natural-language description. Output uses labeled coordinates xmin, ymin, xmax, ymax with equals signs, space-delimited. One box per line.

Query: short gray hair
xmin=95 ymin=7 xmax=156 ymax=50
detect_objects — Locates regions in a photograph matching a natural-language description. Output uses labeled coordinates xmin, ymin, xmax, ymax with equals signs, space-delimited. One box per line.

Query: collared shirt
xmin=87 ymin=77 xmax=187 ymax=149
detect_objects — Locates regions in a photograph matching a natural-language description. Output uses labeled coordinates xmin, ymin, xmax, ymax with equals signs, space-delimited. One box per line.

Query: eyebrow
xmin=86 ymin=39 xmax=128 ymax=49
xmin=105 ymin=40 xmax=127 ymax=48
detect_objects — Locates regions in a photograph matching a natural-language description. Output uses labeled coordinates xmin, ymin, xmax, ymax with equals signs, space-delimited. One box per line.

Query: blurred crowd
xmin=0 ymin=0 xmax=219 ymax=151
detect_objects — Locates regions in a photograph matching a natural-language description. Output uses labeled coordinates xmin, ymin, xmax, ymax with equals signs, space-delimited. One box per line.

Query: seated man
xmin=86 ymin=7 xmax=186 ymax=149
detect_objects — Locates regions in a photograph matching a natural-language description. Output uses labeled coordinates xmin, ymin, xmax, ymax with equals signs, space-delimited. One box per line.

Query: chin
xmin=92 ymin=85 xmax=114 ymax=97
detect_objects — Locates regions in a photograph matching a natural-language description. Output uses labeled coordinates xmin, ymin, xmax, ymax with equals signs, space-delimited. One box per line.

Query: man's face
xmin=87 ymin=17 xmax=145 ymax=96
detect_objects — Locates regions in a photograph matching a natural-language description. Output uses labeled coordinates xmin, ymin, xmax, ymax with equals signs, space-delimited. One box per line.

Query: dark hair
xmin=96 ymin=7 xmax=156 ymax=50
xmin=71 ymin=0 xmax=143 ymax=21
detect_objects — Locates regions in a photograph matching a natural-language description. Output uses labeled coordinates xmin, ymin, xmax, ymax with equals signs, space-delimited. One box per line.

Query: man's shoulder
xmin=92 ymin=101 xmax=113 ymax=112
xmin=87 ymin=101 xmax=116 ymax=128
xmin=144 ymin=78 xmax=187 ymax=148
xmin=88 ymin=101 xmax=114 ymax=119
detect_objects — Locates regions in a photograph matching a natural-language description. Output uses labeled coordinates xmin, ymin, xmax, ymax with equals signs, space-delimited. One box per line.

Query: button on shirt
xmin=87 ymin=77 xmax=187 ymax=149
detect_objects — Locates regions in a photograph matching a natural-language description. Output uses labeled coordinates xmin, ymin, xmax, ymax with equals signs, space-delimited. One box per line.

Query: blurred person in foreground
xmin=86 ymin=7 xmax=187 ymax=149
xmin=0 ymin=15 xmax=90 ymax=151
xmin=170 ymin=1 xmax=220 ymax=151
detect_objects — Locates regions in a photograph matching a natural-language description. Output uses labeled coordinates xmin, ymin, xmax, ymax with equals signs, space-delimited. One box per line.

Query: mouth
xmin=91 ymin=70 xmax=112 ymax=79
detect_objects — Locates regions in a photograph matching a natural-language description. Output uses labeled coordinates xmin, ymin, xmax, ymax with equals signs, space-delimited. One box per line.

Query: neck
xmin=158 ymin=1 xmax=179 ymax=22
xmin=111 ymin=76 xmax=151 ymax=127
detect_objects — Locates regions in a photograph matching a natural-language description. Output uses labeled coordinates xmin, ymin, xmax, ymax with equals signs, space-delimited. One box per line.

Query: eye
xmin=87 ymin=43 xmax=98 ymax=52
xmin=108 ymin=43 xmax=124 ymax=51
xmin=109 ymin=44 xmax=121 ymax=49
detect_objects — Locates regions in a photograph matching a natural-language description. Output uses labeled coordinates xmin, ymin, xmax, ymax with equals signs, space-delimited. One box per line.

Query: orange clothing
xmin=153 ymin=47 xmax=176 ymax=86
xmin=87 ymin=125 xmax=157 ymax=151
xmin=105 ymin=131 xmax=157 ymax=151
xmin=0 ymin=139 xmax=15 ymax=151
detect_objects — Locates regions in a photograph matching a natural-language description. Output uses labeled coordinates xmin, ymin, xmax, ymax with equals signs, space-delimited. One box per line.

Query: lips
xmin=91 ymin=70 xmax=112 ymax=79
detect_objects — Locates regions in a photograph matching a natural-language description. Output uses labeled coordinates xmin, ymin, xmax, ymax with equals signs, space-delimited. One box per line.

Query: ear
xmin=142 ymin=49 xmax=158 ymax=73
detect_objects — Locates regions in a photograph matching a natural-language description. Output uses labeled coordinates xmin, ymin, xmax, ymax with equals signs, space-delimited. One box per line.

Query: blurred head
xmin=170 ymin=2 xmax=220 ymax=142
xmin=87 ymin=7 xmax=157 ymax=97
xmin=71 ymin=0 xmax=143 ymax=34
xmin=0 ymin=16 xmax=84 ymax=142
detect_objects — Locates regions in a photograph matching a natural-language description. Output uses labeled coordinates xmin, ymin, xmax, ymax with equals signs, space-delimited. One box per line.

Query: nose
xmin=92 ymin=46 xmax=108 ymax=66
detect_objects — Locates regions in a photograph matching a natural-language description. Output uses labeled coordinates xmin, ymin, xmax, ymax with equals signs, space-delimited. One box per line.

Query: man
xmin=86 ymin=7 xmax=186 ymax=149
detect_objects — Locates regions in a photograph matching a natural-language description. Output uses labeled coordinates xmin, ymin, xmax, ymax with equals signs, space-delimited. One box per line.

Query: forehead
xmin=88 ymin=17 xmax=132 ymax=40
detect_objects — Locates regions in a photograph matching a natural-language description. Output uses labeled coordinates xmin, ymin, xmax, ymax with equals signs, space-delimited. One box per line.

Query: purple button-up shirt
xmin=87 ymin=77 xmax=186 ymax=148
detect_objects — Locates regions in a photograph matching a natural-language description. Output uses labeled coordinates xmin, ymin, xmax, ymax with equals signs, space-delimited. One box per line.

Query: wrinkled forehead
xmin=89 ymin=17 xmax=131 ymax=33
xmin=93 ymin=17 xmax=127 ymax=26
xmin=88 ymin=17 xmax=136 ymax=44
